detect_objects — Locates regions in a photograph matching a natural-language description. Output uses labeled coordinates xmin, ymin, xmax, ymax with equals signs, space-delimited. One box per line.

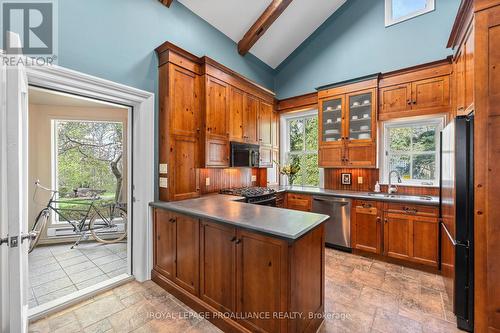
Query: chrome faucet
xmin=388 ymin=170 xmax=402 ymax=194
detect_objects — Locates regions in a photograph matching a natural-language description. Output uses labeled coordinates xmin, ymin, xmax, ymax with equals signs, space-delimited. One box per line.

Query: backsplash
xmin=199 ymin=168 xmax=259 ymax=194
xmin=323 ymin=168 xmax=439 ymax=196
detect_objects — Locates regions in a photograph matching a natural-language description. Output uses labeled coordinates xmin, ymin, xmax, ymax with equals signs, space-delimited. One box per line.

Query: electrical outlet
xmin=159 ymin=177 xmax=168 ymax=188
xmin=358 ymin=177 xmax=363 ymax=184
xmin=205 ymin=177 xmax=210 ymax=186
xmin=159 ymin=164 xmax=168 ymax=174
xmin=251 ymin=175 xmax=257 ymax=182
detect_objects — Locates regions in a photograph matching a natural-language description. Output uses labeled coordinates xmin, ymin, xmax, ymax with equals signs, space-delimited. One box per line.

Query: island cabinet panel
xmin=229 ymin=87 xmax=245 ymax=142
xmin=173 ymin=213 xmax=200 ymax=296
xmin=351 ymin=200 xmax=382 ymax=254
xmin=153 ymin=209 xmax=175 ymax=279
xmin=151 ymin=206 xmax=325 ymax=333
xmin=200 ymin=221 xmax=236 ymax=313
xmin=236 ymin=230 xmax=288 ymax=333
xmin=244 ymin=94 xmax=259 ymax=144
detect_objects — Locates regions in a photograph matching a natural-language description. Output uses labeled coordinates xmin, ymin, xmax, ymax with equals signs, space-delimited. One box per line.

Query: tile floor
xmin=29 ymin=248 xmax=461 ymax=333
xmin=29 ymin=242 xmax=128 ymax=308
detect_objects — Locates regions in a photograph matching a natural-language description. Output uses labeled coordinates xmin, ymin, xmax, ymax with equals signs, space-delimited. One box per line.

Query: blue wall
xmin=274 ymin=0 xmax=461 ymax=99
xmin=57 ymin=0 xmax=275 ymax=94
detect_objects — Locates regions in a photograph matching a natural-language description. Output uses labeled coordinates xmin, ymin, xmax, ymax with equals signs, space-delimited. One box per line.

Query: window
xmin=385 ymin=0 xmax=435 ymax=27
xmin=282 ymin=111 xmax=320 ymax=187
xmin=52 ymin=119 xmax=125 ymax=223
xmin=382 ymin=116 xmax=444 ymax=186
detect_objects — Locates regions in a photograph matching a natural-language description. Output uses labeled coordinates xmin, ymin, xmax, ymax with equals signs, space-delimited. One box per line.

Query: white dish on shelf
xmin=352 ymin=115 xmax=358 ymax=120
xmin=326 ymin=119 xmax=333 ymax=124
xmin=336 ymin=105 xmax=342 ymax=110
xmin=325 ymin=138 xmax=336 ymax=142
xmin=326 ymin=106 xmax=334 ymax=111
xmin=336 ymin=117 xmax=341 ymax=122
xmin=352 ymin=102 xmax=360 ymax=107
xmin=325 ymin=129 xmax=339 ymax=134
xmin=363 ymin=114 xmax=370 ymax=119
xmin=363 ymin=100 xmax=370 ymax=105
xmin=360 ymin=125 xmax=369 ymax=131
xmin=358 ymin=133 xmax=370 ymax=139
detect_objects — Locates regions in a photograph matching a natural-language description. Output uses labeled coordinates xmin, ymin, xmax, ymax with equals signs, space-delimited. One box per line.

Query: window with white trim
xmin=381 ymin=116 xmax=444 ymax=186
xmin=385 ymin=0 xmax=435 ymax=27
xmin=282 ymin=111 xmax=320 ymax=187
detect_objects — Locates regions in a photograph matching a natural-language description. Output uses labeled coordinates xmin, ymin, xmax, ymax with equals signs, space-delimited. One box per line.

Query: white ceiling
xmin=178 ymin=0 xmax=347 ymax=69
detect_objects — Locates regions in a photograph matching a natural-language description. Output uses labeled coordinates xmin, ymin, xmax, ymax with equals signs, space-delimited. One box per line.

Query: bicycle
xmin=29 ymin=181 xmax=127 ymax=253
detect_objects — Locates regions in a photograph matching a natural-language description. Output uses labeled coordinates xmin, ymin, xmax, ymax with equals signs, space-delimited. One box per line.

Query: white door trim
xmin=25 ymin=64 xmax=155 ymax=283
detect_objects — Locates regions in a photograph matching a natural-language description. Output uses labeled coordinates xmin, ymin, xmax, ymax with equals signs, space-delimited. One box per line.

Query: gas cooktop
xmin=220 ymin=187 xmax=276 ymax=198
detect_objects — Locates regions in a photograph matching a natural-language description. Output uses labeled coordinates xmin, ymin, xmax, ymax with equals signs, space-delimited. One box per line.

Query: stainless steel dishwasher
xmin=312 ymin=196 xmax=351 ymax=250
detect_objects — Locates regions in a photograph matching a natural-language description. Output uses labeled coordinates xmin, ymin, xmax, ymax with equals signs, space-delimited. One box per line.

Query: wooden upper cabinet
xmin=206 ymin=137 xmax=229 ymax=167
xmin=244 ymin=94 xmax=259 ymax=144
xmin=379 ymin=84 xmax=412 ymax=116
xmin=412 ymin=76 xmax=450 ymax=110
xmin=200 ymin=221 xmax=236 ymax=312
xmin=318 ymin=86 xmax=377 ymax=168
xmin=272 ymin=111 xmax=279 ymax=149
xmin=229 ymin=87 xmax=244 ymax=142
xmin=351 ymin=201 xmax=382 ymax=254
xmin=206 ymin=75 xmax=229 ymax=138
xmin=169 ymin=64 xmax=200 ymax=136
xmin=258 ymin=100 xmax=273 ymax=147
xmin=454 ymin=22 xmax=474 ymax=117
xmin=169 ymin=134 xmax=199 ymax=201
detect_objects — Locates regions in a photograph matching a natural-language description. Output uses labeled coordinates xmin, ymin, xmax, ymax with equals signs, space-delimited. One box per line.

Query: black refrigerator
xmin=440 ymin=115 xmax=474 ymax=332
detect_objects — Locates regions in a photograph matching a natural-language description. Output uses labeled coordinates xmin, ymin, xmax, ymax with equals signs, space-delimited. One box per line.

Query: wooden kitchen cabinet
xmin=169 ymin=134 xmax=200 ymax=201
xmin=285 ymin=193 xmax=312 ymax=211
xmin=318 ymin=81 xmax=377 ymax=168
xmin=383 ymin=203 xmax=439 ymax=267
xmin=243 ymin=94 xmax=259 ymax=144
xmin=229 ymin=87 xmax=245 ymax=142
xmin=379 ymin=60 xmax=452 ymax=120
xmin=153 ymin=209 xmax=200 ymax=295
xmin=259 ymin=146 xmax=273 ymax=168
xmin=236 ymin=229 xmax=288 ymax=333
xmin=351 ymin=200 xmax=382 ymax=254
xmin=453 ymin=21 xmax=474 ymax=117
xmin=258 ymin=100 xmax=273 ymax=147
xmin=206 ymin=75 xmax=230 ymax=139
xmin=200 ymin=221 xmax=237 ymax=313
xmin=153 ymin=209 xmax=175 ymax=279
xmin=205 ymin=137 xmax=229 ymax=167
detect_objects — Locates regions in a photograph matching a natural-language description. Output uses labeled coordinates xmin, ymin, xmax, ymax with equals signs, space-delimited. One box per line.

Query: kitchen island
xmin=150 ymin=195 xmax=329 ymax=333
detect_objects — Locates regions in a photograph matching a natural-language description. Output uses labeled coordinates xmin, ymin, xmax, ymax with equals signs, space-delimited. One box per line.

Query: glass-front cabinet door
xmin=320 ymin=95 xmax=344 ymax=145
xmin=347 ymin=90 xmax=375 ymax=142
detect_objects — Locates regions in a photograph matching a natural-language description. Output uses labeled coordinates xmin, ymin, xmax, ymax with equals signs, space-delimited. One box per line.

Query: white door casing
xmin=1 ymin=47 xmax=30 ymax=333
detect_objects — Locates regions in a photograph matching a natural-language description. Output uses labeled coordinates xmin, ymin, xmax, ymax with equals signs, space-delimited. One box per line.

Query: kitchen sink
xmin=367 ymin=193 xmax=433 ymax=201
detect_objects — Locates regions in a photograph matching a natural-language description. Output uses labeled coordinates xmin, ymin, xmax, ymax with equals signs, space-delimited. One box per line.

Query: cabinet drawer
xmin=355 ymin=200 xmax=377 ymax=210
xmin=286 ymin=193 xmax=312 ymax=212
xmin=385 ymin=203 xmax=438 ymax=217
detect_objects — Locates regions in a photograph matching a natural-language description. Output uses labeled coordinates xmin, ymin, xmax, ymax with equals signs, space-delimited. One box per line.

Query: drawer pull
xmin=403 ymin=207 xmax=418 ymax=214
xmin=361 ymin=203 xmax=372 ymax=208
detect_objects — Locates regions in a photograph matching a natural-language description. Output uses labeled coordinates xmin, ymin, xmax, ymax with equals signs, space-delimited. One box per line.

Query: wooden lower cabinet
xmin=351 ymin=200 xmax=382 ymax=254
xmin=352 ymin=201 xmax=439 ymax=268
xmin=200 ymin=221 xmax=236 ymax=313
xmin=153 ymin=210 xmax=199 ymax=295
xmin=152 ymin=208 xmax=325 ymax=333
xmin=285 ymin=193 xmax=312 ymax=212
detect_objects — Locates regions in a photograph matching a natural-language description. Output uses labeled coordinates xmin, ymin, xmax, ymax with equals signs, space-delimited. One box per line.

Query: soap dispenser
xmin=374 ymin=181 xmax=381 ymax=193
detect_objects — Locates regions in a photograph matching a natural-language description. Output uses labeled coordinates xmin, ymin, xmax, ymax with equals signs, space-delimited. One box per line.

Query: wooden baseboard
xmin=151 ymin=270 xmax=252 ymax=333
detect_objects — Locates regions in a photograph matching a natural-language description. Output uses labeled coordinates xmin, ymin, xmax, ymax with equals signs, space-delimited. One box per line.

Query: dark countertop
xmin=271 ymin=186 xmax=439 ymax=206
xmin=150 ymin=194 xmax=329 ymax=241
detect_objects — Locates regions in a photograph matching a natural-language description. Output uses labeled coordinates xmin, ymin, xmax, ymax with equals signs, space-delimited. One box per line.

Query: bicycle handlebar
xmin=34 ymin=180 xmax=58 ymax=193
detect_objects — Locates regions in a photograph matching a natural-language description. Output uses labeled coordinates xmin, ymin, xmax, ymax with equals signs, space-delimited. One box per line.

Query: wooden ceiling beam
xmin=158 ymin=0 xmax=173 ymax=8
xmin=237 ymin=0 xmax=293 ymax=56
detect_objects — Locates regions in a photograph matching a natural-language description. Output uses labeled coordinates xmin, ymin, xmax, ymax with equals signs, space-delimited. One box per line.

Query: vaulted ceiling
xmin=175 ymin=0 xmax=347 ymax=69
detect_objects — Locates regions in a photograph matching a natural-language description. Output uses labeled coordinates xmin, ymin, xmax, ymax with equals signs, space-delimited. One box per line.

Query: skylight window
xmin=385 ymin=0 xmax=435 ymax=27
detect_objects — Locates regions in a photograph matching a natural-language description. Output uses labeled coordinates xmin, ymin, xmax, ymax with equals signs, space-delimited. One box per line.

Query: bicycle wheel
xmin=29 ymin=209 xmax=49 ymax=254
xmin=90 ymin=206 xmax=127 ymax=244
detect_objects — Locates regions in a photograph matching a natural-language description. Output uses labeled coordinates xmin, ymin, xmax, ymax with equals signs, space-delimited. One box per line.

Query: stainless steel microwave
xmin=230 ymin=142 xmax=260 ymax=167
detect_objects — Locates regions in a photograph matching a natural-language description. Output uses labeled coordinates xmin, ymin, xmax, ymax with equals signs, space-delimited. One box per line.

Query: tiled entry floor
xmin=29 ymin=242 xmax=128 ymax=308
xmin=29 ymin=248 xmax=461 ymax=333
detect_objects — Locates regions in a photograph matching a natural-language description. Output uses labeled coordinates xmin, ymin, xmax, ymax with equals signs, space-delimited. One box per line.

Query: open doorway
xmin=27 ymin=87 xmax=131 ymax=309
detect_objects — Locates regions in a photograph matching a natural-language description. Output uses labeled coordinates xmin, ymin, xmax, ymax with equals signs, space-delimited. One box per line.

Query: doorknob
xmin=0 ymin=236 xmax=8 ymax=246
xmin=21 ymin=232 xmax=37 ymax=243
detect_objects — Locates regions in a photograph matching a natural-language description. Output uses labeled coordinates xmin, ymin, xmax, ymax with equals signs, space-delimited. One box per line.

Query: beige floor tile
xmin=372 ymin=308 xmax=423 ymax=333
xmin=107 ymin=300 xmax=155 ymax=332
xmin=82 ymin=318 xmax=113 ymax=333
xmin=74 ymin=294 xmax=125 ymax=328
xmin=359 ymin=286 xmax=399 ymax=313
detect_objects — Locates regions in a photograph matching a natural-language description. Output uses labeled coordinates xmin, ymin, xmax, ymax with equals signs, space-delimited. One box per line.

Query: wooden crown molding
xmin=237 ymin=0 xmax=293 ymax=56
xmin=158 ymin=0 xmax=173 ymax=8
xmin=447 ymin=0 xmax=473 ymax=48
xmin=277 ymin=92 xmax=317 ymax=113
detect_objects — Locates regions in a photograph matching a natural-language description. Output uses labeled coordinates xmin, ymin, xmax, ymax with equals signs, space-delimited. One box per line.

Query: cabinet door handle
xmin=407 ymin=99 xmax=412 ymax=105
xmin=384 ymin=218 xmax=388 ymax=224
xmin=362 ymin=203 xmax=372 ymax=208
xmin=230 ymin=236 xmax=237 ymax=242
xmin=412 ymin=100 xmax=417 ymax=105
xmin=235 ymin=239 xmax=241 ymax=244
xmin=376 ymin=217 xmax=381 ymax=223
